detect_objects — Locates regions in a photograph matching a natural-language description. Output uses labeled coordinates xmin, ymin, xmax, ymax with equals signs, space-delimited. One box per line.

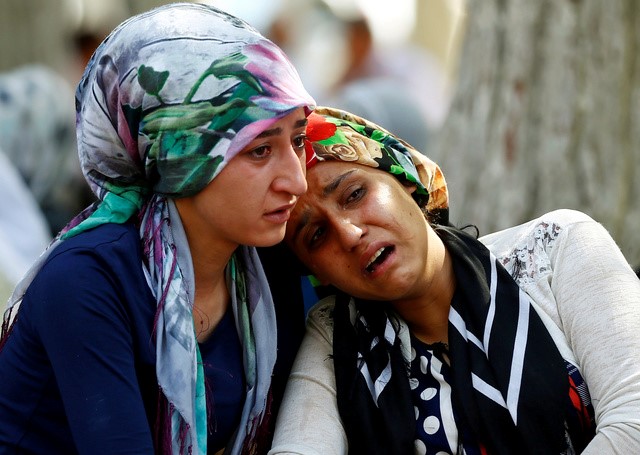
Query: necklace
xmin=193 ymin=306 xmax=211 ymax=337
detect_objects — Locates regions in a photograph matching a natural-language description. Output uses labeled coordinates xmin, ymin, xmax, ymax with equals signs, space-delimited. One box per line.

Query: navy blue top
xmin=0 ymin=222 xmax=304 ymax=454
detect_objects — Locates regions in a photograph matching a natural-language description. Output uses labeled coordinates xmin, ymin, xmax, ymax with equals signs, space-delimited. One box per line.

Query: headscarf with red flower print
xmin=304 ymin=106 xmax=449 ymax=225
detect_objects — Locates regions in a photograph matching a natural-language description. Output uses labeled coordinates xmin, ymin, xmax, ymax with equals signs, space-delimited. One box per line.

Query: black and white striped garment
xmin=332 ymin=227 xmax=595 ymax=455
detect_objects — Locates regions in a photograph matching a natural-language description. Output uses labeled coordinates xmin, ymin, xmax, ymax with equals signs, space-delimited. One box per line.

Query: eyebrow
xmin=256 ymin=118 xmax=308 ymax=138
xmin=290 ymin=169 xmax=356 ymax=245
xmin=322 ymin=169 xmax=355 ymax=198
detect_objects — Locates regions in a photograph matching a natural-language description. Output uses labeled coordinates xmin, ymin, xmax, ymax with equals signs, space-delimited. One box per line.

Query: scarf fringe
xmin=155 ymin=388 xmax=193 ymax=455
xmin=0 ymin=306 xmax=16 ymax=352
xmin=155 ymin=388 xmax=172 ymax=454
xmin=239 ymin=390 xmax=274 ymax=455
xmin=204 ymin=374 xmax=215 ymax=435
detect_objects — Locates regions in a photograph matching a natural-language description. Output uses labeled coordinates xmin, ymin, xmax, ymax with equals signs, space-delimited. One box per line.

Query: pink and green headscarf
xmin=5 ymin=3 xmax=314 ymax=454
xmin=68 ymin=2 xmax=314 ymax=238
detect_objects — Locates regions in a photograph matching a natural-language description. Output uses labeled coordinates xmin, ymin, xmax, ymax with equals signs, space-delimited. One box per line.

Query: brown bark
xmin=431 ymin=0 xmax=640 ymax=266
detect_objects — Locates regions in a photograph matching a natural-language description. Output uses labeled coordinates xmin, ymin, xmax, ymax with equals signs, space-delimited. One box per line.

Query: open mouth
xmin=365 ymin=246 xmax=394 ymax=273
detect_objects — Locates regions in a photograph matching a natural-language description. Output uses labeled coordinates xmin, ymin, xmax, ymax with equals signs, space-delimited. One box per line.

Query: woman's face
xmin=176 ymin=108 xmax=308 ymax=249
xmin=285 ymin=160 xmax=435 ymax=302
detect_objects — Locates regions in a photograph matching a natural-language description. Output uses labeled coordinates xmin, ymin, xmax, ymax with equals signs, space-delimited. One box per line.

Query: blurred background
xmin=0 ymin=0 xmax=638 ymax=302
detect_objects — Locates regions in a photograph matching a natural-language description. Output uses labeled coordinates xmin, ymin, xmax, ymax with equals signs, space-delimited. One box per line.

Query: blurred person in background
xmin=0 ymin=147 xmax=51 ymax=309
xmin=0 ymin=3 xmax=314 ymax=454
xmin=0 ymin=64 xmax=94 ymax=235
xmin=322 ymin=12 xmax=447 ymax=155
xmin=70 ymin=0 xmax=131 ymax=80
xmin=268 ymin=1 xmax=446 ymax=156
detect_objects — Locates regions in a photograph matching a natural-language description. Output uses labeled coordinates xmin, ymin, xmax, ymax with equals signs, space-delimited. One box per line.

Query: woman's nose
xmin=335 ymin=218 xmax=365 ymax=251
xmin=274 ymin=146 xmax=307 ymax=196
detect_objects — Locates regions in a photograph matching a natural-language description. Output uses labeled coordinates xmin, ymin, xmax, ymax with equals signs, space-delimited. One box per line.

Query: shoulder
xmin=306 ymin=297 xmax=338 ymax=335
xmin=41 ymin=223 xmax=143 ymax=276
xmin=52 ymin=222 xmax=141 ymax=259
xmin=480 ymin=209 xmax=595 ymax=257
xmin=24 ymin=222 xmax=149 ymax=314
xmin=479 ymin=209 xmax=602 ymax=284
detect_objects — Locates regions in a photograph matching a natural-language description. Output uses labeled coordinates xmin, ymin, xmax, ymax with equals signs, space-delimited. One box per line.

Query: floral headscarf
xmin=305 ymin=107 xmax=449 ymax=225
xmin=4 ymin=3 xmax=314 ymax=454
xmin=69 ymin=2 xmax=314 ymax=237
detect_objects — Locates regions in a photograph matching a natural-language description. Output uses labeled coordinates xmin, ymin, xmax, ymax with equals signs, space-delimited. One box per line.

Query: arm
xmin=31 ymin=250 xmax=155 ymax=454
xmin=269 ymin=300 xmax=348 ymax=455
xmin=548 ymin=213 xmax=640 ymax=453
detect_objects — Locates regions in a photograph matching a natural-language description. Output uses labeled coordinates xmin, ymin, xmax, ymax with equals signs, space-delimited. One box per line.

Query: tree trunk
xmin=430 ymin=0 xmax=640 ymax=266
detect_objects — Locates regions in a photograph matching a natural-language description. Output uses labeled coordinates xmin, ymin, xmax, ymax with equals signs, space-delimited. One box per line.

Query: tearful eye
xmin=293 ymin=135 xmax=307 ymax=152
xmin=308 ymin=226 xmax=326 ymax=248
xmin=346 ymin=187 xmax=364 ymax=203
xmin=250 ymin=145 xmax=271 ymax=159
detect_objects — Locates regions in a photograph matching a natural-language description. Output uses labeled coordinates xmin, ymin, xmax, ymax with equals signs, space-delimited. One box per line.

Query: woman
xmin=269 ymin=107 xmax=640 ymax=454
xmin=0 ymin=4 xmax=314 ymax=454
xmin=0 ymin=64 xmax=91 ymax=235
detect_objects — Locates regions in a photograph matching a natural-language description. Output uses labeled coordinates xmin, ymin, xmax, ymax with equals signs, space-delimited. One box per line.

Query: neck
xmin=173 ymin=199 xmax=238 ymax=342
xmin=392 ymin=229 xmax=455 ymax=345
xmin=193 ymin=273 xmax=230 ymax=342
xmin=191 ymin=239 xmax=239 ymax=342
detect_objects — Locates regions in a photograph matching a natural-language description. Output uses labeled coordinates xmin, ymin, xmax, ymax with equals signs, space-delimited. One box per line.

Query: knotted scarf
xmin=2 ymin=4 xmax=314 ymax=454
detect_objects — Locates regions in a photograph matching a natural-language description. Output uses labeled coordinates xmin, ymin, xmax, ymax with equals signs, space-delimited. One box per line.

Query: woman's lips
xmin=263 ymin=203 xmax=296 ymax=224
xmin=362 ymin=244 xmax=395 ymax=276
